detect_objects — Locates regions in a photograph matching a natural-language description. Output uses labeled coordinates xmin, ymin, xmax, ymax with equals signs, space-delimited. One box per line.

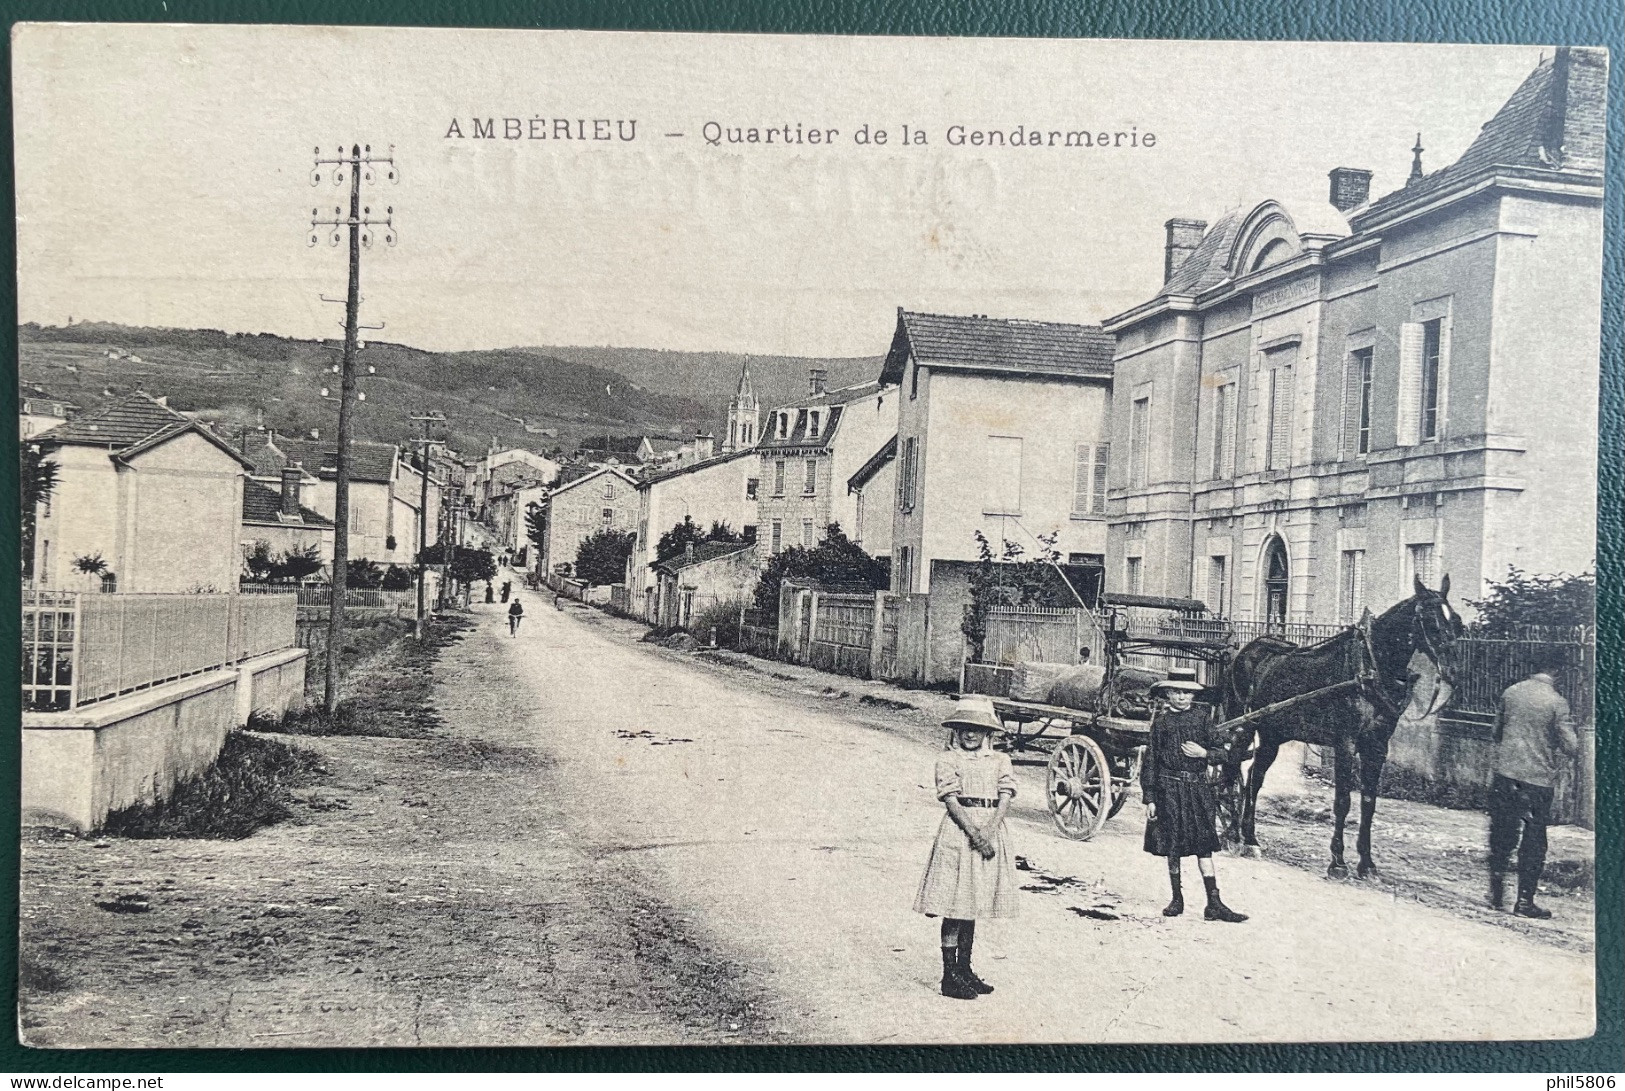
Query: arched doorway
xmin=1262 ymin=535 xmax=1289 ymax=627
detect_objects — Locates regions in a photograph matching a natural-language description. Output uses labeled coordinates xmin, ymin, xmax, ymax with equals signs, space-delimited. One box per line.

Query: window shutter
xmin=1342 ymin=355 xmax=1364 ymax=458
xmin=1396 ymin=322 xmax=1423 ymax=446
xmin=1435 ymin=317 xmax=1451 ymax=440
xmin=1073 ymin=444 xmax=1091 ymax=514
xmin=1269 ymin=365 xmax=1294 ymax=469
xmin=1091 ymin=444 xmax=1110 ymax=514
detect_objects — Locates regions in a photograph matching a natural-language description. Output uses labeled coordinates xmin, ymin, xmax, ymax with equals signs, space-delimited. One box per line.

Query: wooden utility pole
xmin=410 ymin=411 xmax=446 ymax=637
xmin=310 ymin=144 xmax=397 ymax=714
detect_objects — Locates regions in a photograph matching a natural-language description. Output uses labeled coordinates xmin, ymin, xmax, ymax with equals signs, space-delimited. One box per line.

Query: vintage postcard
xmin=13 ymin=25 xmax=1603 ymax=1047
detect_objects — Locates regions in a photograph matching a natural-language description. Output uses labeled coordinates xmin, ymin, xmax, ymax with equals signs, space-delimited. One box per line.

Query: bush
xmin=575 ymin=529 xmax=635 ymax=586
xmin=689 ymin=599 xmax=748 ymax=648
xmin=100 ymin=731 xmax=325 ymax=840
xmin=381 ymin=564 xmax=415 ymax=591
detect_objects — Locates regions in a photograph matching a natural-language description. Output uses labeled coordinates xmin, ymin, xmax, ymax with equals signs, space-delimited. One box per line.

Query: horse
xmin=1218 ymin=576 xmax=1464 ymax=879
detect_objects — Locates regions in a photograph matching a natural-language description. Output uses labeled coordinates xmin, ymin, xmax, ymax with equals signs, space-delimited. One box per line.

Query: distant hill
xmin=536 ymin=346 xmax=883 ymax=413
xmin=17 ymin=323 xmax=881 ymax=460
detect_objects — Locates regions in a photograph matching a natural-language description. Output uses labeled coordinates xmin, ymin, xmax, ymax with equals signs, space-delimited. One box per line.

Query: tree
xmin=243 ymin=540 xmax=276 ymax=583
xmin=961 ymin=529 xmax=1069 ymax=663
xmin=346 ymin=558 xmax=384 ymax=590
xmin=656 ymin=517 xmax=743 ymax=564
xmin=420 ymin=542 xmax=498 ymax=587
xmin=575 ymin=529 xmax=636 ymax=586
xmin=524 ymin=502 xmax=547 ymax=557
xmin=381 ymin=564 xmax=415 ymax=591
xmin=270 ymin=544 xmax=325 ymax=584
xmin=20 ymin=444 xmax=58 ymax=580
xmin=751 ymin=523 xmax=887 ymax=611
xmin=1467 ymin=566 xmax=1596 ymax=634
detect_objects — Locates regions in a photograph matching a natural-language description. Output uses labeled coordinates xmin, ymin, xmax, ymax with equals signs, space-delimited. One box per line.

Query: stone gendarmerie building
xmin=1102 ymin=47 xmax=1604 ymax=625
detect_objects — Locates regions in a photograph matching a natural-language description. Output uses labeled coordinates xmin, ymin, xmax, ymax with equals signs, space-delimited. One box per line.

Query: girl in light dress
xmin=913 ymin=697 xmax=1018 ymax=1000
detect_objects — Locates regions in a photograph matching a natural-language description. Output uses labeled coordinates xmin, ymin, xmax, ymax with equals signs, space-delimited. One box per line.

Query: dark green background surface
xmin=0 ymin=0 xmax=1619 ymax=1073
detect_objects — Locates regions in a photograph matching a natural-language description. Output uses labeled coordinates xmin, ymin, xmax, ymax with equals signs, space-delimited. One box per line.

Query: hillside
xmin=17 ymin=324 xmax=879 ymax=459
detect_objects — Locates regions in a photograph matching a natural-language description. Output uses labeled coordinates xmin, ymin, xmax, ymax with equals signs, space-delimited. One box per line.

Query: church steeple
xmin=722 ymin=360 xmax=760 ymax=453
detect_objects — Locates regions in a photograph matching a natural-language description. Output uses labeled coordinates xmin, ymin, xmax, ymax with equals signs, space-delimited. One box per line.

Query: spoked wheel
xmin=1046 ymin=734 xmax=1113 ymax=840
xmin=1106 ymin=749 xmax=1140 ymax=819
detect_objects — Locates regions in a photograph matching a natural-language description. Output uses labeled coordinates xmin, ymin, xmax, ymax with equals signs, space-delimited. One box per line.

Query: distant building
xmin=756 ymin=370 xmax=900 ymax=557
xmin=540 ymin=464 xmax=640 ymax=577
xmin=241 ymin=465 xmax=334 ymax=569
xmin=627 ymin=449 xmax=760 ymax=618
xmin=32 ymin=393 xmax=252 ymax=592
xmin=20 ymin=396 xmax=78 ymax=441
xmin=251 ymin=434 xmax=441 ymax=567
xmin=885 ymin=310 xmax=1115 ymax=593
xmin=1102 ymin=47 xmax=1605 ymax=623
xmin=720 ymin=361 xmax=761 ymax=455
xmin=650 ymin=540 xmax=759 ymax=630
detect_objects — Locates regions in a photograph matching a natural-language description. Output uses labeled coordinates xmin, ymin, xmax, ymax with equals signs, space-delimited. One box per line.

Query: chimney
xmin=1163 ymin=219 xmax=1207 ymax=282
xmin=809 ymin=368 xmax=828 ymax=396
xmin=684 ymin=541 xmax=695 ymax=558
xmin=281 ymin=463 xmax=303 ymax=517
xmin=694 ymin=431 xmax=715 ymax=461
xmin=1328 ymin=167 xmax=1373 ymax=212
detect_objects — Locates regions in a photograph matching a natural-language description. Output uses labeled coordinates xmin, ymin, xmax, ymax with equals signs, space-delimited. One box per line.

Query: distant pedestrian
xmin=913 ymin=697 xmax=1017 ymax=1001
xmin=1488 ymin=649 xmax=1579 ymax=918
xmin=484 ymin=582 xmax=496 ymax=604
xmin=500 ymin=580 xmax=512 ymax=603
xmin=1142 ymin=667 xmax=1247 ymax=923
xmin=507 ymin=597 xmax=524 ymax=636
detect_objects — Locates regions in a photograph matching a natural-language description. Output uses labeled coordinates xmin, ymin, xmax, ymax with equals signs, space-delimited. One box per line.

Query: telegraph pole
xmin=310 ymin=144 xmax=397 ymax=714
xmin=410 ymin=411 xmax=446 ymax=637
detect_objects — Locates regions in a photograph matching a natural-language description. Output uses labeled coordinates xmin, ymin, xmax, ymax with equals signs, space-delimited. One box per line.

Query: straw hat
xmin=1151 ymin=666 xmax=1205 ymax=693
xmin=943 ymin=695 xmax=1004 ymax=733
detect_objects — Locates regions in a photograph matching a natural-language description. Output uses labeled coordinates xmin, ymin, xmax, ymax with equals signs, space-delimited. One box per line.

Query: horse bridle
xmin=1406 ymin=598 xmax=1457 ymax=718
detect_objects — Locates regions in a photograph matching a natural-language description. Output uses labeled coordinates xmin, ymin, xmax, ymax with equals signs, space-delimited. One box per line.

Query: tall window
xmin=808 ymin=411 xmax=822 ymax=438
xmin=985 ymin=436 xmax=1023 ymax=515
xmin=1124 ymin=556 xmax=1144 ymax=594
xmin=1207 ymin=556 xmax=1228 ymax=616
xmin=1421 ymin=319 xmax=1442 ymax=441
xmin=601 ymin=507 xmax=614 ymax=526
xmin=1129 ymin=397 xmax=1150 ymax=488
xmin=1263 ymin=536 xmax=1289 ymax=626
xmin=910 ymin=362 xmax=920 ymax=399
xmin=1073 ymin=443 xmax=1110 ymax=515
xmin=770 ymin=520 xmax=783 ymax=554
xmin=802 ymin=519 xmax=815 ymax=549
xmin=804 ymin=458 xmax=818 ymax=495
xmin=1408 ymin=543 xmax=1435 ymax=587
xmin=1211 ymin=380 xmax=1236 ymax=479
xmin=1265 ymin=351 xmax=1295 ymax=471
xmin=896 ymin=546 xmax=913 ymax=592
xmin=773 ymin=460 xmax=786 ymax=496
xmin=745 ymin=478 xmax=759 ymax=501
xmin=898 ymin=437 xmax=919 ymax=512
xmin=1340 ymin=549 xmax=1366 ymax=624
xmin=1343 ymin=347 xmax=1374 ymax=457
xmin=602 ymin=481 xmax=616 ymax=499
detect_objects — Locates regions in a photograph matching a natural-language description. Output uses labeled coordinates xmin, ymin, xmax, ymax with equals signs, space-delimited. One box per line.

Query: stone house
xmin=628 ymin=448 xmax=759 ymax=619
xmin=650 ymin=540 xmax=759 ymax=631
xmin=31 ymin=393 xmax=251 ymax=593
xmin=885 ymin=310 xmax=1115 ymax=594
xmin=540 ymin=464 xmax=641 ymax=578
xmin=1102 ymin=47 xmax=1605 ymax=623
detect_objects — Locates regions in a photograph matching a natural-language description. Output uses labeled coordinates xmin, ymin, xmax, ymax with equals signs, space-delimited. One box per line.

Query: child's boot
xmin=940 ymin=947 xmax=977 ymax=1000
xmin=1164 ymin=863 xmax=1185 ymax=917
xmin=1202 ymin=876 xmax=1248 ymax=923
xmin=957 ymin=927 xmax=994 ymax=994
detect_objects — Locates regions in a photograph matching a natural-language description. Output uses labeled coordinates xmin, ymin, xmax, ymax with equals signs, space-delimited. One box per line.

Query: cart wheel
xmin=1046 ymin=735 xmax=1112 ymax=840
xmin=1106 ymin=750 xmax=1141 ymax=819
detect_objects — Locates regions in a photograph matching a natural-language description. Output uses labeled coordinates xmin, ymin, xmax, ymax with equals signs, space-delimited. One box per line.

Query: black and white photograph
xmin=12 ymin=26 xmax=1604 ymax=1047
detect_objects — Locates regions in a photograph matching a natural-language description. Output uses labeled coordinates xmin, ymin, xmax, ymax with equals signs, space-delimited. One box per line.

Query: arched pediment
xmin=1228 ymin=201 xmax=1303 ymax=276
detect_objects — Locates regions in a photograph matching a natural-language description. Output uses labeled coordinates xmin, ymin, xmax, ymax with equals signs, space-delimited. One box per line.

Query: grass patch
xmin=267 ymin=615 xmax=472 ymax=739
xmin=19 ymin=953 xmax=71 ymax=994
xmin=101 ymin=731 xmax=325 ymax=840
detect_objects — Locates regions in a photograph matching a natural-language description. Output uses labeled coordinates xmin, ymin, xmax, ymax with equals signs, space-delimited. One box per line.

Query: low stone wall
xmin=22 ymin=648 xmax=309 ymax=834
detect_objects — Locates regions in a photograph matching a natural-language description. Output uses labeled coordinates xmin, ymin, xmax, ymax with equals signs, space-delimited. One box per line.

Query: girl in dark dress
xmin=1141 ymin=667 xmax=1248 ymax=922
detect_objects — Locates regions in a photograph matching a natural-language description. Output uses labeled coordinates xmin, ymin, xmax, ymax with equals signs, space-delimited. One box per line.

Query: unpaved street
xmin=20 ymin=596 xmax=1595 ymax=1047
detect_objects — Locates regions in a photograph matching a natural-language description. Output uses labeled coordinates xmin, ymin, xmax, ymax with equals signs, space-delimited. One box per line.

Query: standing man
xmin=1488 ymin=648 xmax=1580 ymax=918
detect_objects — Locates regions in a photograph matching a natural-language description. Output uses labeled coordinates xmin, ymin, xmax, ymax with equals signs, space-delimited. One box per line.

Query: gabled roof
xmin=273 ymin=436 xmax=399 ymax=484
xmin=653 ymin=539 xmax=755 ymax=575
xmin=242 ymin=478 xmax=333 ymax=528
xmin=756 ymin=404 xmax=846 ymax=452
xmin=881 ymin=310 xmax=1114 ymax=386
xmin=1357 ymin=47 xmax=1606 ymax=227
xmin=847 ymin=434 xmax=898 ymax=493
xmin=548 ymin=463 xmax=639 ymax=497
xmin=638 ymin=447 xmax=756 ymax=487
xmin=33 ymin=392 xmax=254 ymax=469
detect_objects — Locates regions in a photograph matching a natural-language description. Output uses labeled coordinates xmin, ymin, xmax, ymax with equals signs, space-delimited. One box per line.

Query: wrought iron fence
xmin=22 ymin=590 xmax=299 ymax=712
xmin=1445 ymin=626 xmax=1595 ymax=726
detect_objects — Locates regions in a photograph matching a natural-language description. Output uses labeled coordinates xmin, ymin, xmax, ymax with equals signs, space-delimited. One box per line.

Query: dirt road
xmin=20 ymin=596 xmax=1595 ymax=1047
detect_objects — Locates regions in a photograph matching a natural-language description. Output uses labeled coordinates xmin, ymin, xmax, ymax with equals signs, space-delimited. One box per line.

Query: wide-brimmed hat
xmin=1151 ymin=666 xmax=1205 ymax=693
xmin=943 ymin=696 xmax=1003 ymax=733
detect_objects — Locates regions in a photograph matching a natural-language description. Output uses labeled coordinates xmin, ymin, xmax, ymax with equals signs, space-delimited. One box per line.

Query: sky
xmin=13 ymin=26 xmax=1543 ymax=358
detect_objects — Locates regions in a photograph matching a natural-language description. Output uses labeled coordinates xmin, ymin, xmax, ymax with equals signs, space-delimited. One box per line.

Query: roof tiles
xmin=882 ymin=311 xmax=1113 ymax=386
